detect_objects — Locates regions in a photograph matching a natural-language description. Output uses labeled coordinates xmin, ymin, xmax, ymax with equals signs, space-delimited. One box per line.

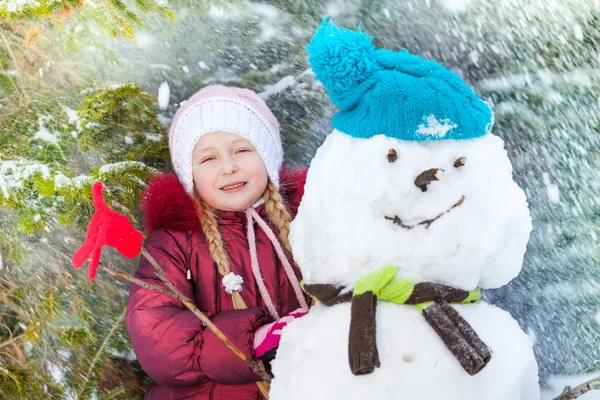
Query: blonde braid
xmin=263 ymin=180 xmax=294 ymax=255
xmin=264 ymin=180 xmax=311 ymax=308
xmin=193 ymin=188 xmax=247 ymax=309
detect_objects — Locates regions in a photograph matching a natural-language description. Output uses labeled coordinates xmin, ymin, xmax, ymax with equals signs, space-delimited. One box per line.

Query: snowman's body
xmin=269 ymin=130 xmax=540 ymax=399
xmin=271 ymin=302 xmax=538 ymax=400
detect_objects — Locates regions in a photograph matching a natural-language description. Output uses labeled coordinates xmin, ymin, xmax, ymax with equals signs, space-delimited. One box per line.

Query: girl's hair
xmin=193 ymin=180 xmax=294 ymax=303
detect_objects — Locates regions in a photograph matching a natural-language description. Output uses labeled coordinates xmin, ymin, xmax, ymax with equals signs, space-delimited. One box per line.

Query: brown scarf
xmin=304 ymin=283 xmax=492 ymax=376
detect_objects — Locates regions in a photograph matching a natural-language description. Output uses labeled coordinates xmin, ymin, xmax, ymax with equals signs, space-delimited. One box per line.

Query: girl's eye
xmin=200 ymin=157 xmax=215 ymax=164
xmin=236 ymin=148 xmax=251 ymax=153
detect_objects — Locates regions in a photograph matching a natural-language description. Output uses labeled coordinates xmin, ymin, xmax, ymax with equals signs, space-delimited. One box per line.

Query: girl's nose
xmin=221 ymin=157 xmax=239 ymax=175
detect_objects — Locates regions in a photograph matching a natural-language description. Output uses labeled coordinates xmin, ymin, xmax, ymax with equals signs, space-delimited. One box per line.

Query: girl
xmin=126 ymin=85 xmax=310 ymax=400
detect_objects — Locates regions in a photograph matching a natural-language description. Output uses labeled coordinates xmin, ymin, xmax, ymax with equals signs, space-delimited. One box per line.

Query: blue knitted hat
xmin=306 ymin=18 xmax=494 ymax=141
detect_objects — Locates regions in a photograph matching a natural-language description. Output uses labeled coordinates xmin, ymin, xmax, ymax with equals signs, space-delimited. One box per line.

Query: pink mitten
xmin=253 ymin=308 xmax=308 ymax=360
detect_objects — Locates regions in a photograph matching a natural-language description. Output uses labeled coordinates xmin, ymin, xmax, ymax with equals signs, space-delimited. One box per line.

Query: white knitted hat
xmin=168 ymin=85 xmax=283 ymax=194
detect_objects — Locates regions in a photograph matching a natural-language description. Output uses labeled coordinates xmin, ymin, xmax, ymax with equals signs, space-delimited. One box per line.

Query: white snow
xmin=440 ymin=0 xmax=472 ymax=13
xmin=208 ymin=5 xmax=230 ymax=19
xmin=135 ymin=31 xmax=154 ymax=49
xmin=480 ymin=68 xmax=600 ymax=92
xmin=290 ymin=130 xmax=531 ymax=290
xmin=182 ymin=65 xmax=190 ymax=74
xmin=574 ymin=24 xmax=584 ymax=41
xmin=31 ymin=115 xmax=59 ymax=145
xmin=269 ymin=63 xmax=289 ymax=74
xmin=543 ymin=173 xmax=560 ymax=204
xmin=107 ymin=348 xmax=137 ymax=361
xmin=145 ymin=132 xmax=163 ymax=142
xmin=158 ymin=81 xmax=170 ymax=111
xmin=47 ymin=361 xmax=64 ymax=384
xmin=0 ymin=158 xmax=51 ymax=199
xmin=198 ymin=61 xmax=209 ymax=70
xmin=98 ymin=161 xmax=148 ymax=175
xmin=53 ymin=173 xmax=71 ymax=189
xmin=259 ymin=75 xmax=295 ymax=100
xmin=0 ymin=0 xmax=37 ymax=13
xmin=271 ymin=302 xmax=539 ymax=400
xmin=124 ymin=135 xmax=133 ymax=145
xmin=63 ymin=106 xmax=82 ymax=133
xmin=416 ymin=115 xmax=457 ymax=138
xmin=274 ymin=127 xmax=536 ymax=398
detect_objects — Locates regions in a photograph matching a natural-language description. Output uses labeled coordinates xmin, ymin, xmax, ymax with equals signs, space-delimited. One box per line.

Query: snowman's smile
xmin=385 ymin=195 xmax=465 ymax=230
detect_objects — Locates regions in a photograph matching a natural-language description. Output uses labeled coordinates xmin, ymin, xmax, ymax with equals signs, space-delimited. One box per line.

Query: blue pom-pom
xmin=307 ymin=17 xmax=379 ymax=95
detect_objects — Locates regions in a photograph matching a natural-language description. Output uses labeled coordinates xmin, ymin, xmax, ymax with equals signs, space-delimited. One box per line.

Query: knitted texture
xmin=168 ymin=85 xmax=283 ymax=194
xmin=306 ymin=17 xmax=494 ymax=141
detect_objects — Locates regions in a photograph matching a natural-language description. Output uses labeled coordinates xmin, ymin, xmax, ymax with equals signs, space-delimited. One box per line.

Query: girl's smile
xmin=192 ymin=131 xmax=269 ymax=211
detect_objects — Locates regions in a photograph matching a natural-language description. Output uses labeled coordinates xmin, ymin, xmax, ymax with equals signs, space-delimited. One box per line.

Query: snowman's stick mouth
xmin=385 ymin=195 xmax=466 ymax=230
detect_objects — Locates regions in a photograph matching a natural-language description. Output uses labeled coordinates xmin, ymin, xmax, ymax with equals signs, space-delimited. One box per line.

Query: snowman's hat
xmin=307 ymin=17 xmax=494 ymax=141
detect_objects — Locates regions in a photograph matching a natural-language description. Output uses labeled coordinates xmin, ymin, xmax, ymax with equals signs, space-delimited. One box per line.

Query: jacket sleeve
xmin=126 ymin=229 xmax=266 ymax=387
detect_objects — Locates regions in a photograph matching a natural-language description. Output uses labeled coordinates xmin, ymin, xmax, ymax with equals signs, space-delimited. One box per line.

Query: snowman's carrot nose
xmin=415 ymin=169 xmax=444 ymax=192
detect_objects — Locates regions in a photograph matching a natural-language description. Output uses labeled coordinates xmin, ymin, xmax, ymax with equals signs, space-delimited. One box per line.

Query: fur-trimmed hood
xmin=141 ymin=167 xmax=308 ymax=235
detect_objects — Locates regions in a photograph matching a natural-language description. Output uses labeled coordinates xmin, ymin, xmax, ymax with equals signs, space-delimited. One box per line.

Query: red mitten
xmin=253 ymin=308 xmax=308 ymax=360
xmin=71 ymin=181 xmax=143 ymax=280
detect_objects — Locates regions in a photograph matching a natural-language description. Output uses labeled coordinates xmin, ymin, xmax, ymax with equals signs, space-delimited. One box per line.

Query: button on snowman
xmin=269 ymin=18 xmax=540 ymax=400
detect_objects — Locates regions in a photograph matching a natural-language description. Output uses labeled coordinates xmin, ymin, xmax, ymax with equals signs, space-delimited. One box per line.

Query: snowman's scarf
xmin=303 ymin=266 xmax=492 ymax=376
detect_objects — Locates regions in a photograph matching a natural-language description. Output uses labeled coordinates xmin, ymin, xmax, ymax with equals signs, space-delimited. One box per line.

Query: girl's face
xmin=192 ymin=131 xmax=268 ymax=212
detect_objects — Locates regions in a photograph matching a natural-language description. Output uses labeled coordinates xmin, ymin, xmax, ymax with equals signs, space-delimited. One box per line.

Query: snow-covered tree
xmin=2 ymin=0 xmax=600 ymax=398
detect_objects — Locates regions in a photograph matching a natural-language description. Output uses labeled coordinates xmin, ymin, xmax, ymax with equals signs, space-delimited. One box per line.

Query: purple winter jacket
xmin=126 ymin=168 xmax=309 ymax=399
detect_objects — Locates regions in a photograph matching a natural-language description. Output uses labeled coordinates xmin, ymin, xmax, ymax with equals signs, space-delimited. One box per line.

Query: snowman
xmin=269 ymin=19 xmax=540 ymax=400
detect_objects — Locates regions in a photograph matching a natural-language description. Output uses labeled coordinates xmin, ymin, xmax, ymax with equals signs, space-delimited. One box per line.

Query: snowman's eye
xmin=387 ymin=149 xmax=397 ymax=163
xmin=454 ymin=157 xmax=467 ymax=168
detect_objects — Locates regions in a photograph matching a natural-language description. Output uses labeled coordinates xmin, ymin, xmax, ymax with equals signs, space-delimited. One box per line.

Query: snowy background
xmin=1 ymin=0 xmax=600 ymax=398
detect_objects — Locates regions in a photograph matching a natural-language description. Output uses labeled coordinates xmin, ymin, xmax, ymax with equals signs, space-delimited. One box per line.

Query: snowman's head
xmin=289 ymin=129 xmax=531 ymax=290
xmin=290 ymin=18 xmax=531 ymax=290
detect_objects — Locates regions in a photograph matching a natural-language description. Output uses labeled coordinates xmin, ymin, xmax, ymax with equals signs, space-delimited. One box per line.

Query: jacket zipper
xmin=186 ymin=230 xmax=192 ymax=281
xmin=209 ymin=239 xmax=218 ymax=400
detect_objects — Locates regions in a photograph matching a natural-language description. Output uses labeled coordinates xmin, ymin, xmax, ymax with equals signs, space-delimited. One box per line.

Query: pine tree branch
xmin=76 ymin=307 xmax=127 ymax=400
xmin=0 ymin=29 xmax=29 ymax=104
xmin=553 ymin=375 xmax=600 ymax=399
xmin=0 ymin=333 xmax=24 ymax=351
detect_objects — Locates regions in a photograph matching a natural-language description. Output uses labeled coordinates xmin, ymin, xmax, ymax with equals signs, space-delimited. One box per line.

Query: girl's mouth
xmin=221 ymin=182 xmax=247 ymax=192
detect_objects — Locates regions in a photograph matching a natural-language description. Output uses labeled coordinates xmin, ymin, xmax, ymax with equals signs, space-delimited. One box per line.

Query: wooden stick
xmin=387 ymin=149 xmax=397 ymax=163
xmin=385 ymin=196 xmax=465 ymax=230
xmin=76 ymin=308 xmax=127 ymax=400
xmin=414 ymin=169 xmax=444 ymax=192
xmin=419 ymin=196 xmax=465 ymax=229
xmin=138 ymin=249 xmax=272 ymax=383
xmin=100 ymin=254 xmax=272 ymax=384
xmin=553 ymin=375 xmax=600 ymax=399
xmin=454 ymin=157 xmax=467 ymax=168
